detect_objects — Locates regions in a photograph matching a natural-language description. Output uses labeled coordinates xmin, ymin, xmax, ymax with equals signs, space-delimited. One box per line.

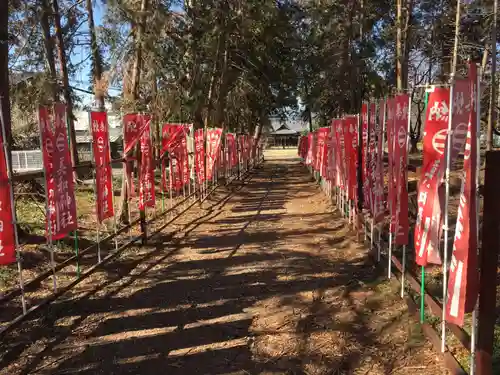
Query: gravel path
xmin=0 ymin=150 xmax=448 ymax=375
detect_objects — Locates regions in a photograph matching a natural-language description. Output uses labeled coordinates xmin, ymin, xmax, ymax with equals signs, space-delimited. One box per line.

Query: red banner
xmin=162 ymin=123 xmax=189 ymax=191
xmin=367 ymin=103 xmax=376 ymax=216
xmin=194 ymin=129 xmax=205 ymax=183
xmin=316 ymin=128 xmax=327 ymax=174
xmin=446 ymin=79 xmax=471 ymax=165
xmin=0 ymin=114 xmax=16 ymax=265
xmin=139 ymin=121 xmax=155 ymax=209
xmin=361 ymin=103 xmax=370 ymax=209
xmin=386 ymin=98 xmax=397 ymax=232
xmin=207 ymin=129 xmax=222 ymax=180
xmin=123 ymin=113 xmax=147 ymax=155
xmin=394 ymin=94 xmax=410 ymax=245
xmin=227 ymin=134 xmax=238 ymax=168
xmin=414 ymin=87 xmax=450 ymax=266
xmin=373 ymin=100 xmax=386 ymax=224
xmin=39 ymin=104 xmax=78 ymax=239
xmin=169 ymin=153 xmax=182 ymax=191
xmin=123 ymin=113 xmax=150 ymax=199
xmin=162 ymin=124 xmax=186 ymax=155
xmin=333 ymin=120 xmax=345 ymax=189
xmin=306 ymin=133 xmax=314 ymax=165
xmin=323 ymin=127 xmax=333 ymax=180
xmin=344 ymin=116 xmax=358 ymax=202
xmin=90 ymin=111 xmax=114 ymax=222
xmin=180 ymin=134 xmax=189 ymax=186
xmin=445 ymin=64 xmax=479 ymax=326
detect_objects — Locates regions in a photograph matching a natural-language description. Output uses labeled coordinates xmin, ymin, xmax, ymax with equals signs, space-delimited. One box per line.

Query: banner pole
xmin=420 ymin=90 xmax=430 ymax=324
xmin=442 ymin=81 xmax=455 ymax=353
xmin=441 ymin=0 xmax=462 ymax=353
xmin=88 ymin=113 xmax=101 ymax=263
xmin=64 ymin=107 xmax=79 ymax=278
xmin=161 ymin=158 xmax=165 ymax=213
xmin=421 ymin=266 xmax=425 ymax=323
xmin=470 ymin=61 xmax=481 ymax=375
xmin=401 ymin=93 xmax=413 ymax=298
xmin=377 ymin=225 xmax=381 ymax=262
xmin=370 ymin=219 xmax=374 ymax=254
xmin=388 ymin=232 xmax=393 ymax=279
xmin=169 ymin=155 xmax=173 ymax=211
xmin=0 ymin=100 xmax=27 ymax=313
xmin=379 ymin=99 xmax=386 ymax=263
xmin=74 ymin=230 xmax=80 ymax=278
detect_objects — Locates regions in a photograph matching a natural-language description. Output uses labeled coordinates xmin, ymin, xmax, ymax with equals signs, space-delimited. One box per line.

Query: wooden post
xmin=476 ymin=151 xmax=500 ymax=375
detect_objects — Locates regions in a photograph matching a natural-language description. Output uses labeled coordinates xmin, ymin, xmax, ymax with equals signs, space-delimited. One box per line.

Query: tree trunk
xmin=151 ymin=70 xmax=161 ymax=162
xmin=214 ymin=43 xmax=230 ymax=130
xmin=52 ymin=0 xmax=80 ymax=174
xmin=396 ymin=0 xmax=403 ymax=91
xmin=402 ymin=0 xmax=413 ymax=90
xmin=204 ymin=30 xmax=225 ymax=129
xmin=40 ymin=0 xmax=58 ymax=100
xmin=487 ymin=0 xmax=498 ymax=151
xmin=86 ymin=0 xmax=105 ymax=110
xmin=0 ymin=1 xmax=11 ymax=146
xmin=118 ymin=0 xmax=149 ymax=224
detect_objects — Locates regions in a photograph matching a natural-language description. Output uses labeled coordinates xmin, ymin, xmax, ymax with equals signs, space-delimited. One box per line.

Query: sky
xmin=72 ymin=1 xmax=184 ymax=106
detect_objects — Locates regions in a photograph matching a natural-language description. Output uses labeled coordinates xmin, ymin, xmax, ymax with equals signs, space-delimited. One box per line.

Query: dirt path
xmin=0 ymin=150 xmax=448 ymax=375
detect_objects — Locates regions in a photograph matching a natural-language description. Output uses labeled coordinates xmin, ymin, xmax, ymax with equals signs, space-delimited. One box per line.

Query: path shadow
xmin=0 ymin=159 xmax=425 ymax=375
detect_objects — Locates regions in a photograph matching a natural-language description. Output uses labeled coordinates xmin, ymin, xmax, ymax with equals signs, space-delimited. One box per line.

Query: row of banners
xmin=0 ymin=110 xmax=258 ymax=265
xmin=298 ymin=63 xmax=479 ymax=327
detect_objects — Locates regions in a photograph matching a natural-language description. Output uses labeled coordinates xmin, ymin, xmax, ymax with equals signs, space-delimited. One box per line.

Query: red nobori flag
xmin=170 ymin=151 xmax=182 ymax=191
xmin=367 ymin=102 xmax=377 ymax=216
xmin=194 ymin=129 xmax=205 ymax=183
xmin=161 ymin=123 xmax=189 ymax=155
xmin=123 ymin=113 xmax=147 ymax=155
xmin=162 ymin=123 xmax=189 ymax=190
xmin=180 ymin=134 xmax=190 ymax=186
xmin=446 ymin=63 xmax=479 ymax=326
xmin=373 ymin=100 xmax=386 ymax=224
xmin=316 ymin=128 xmax=327 ymax=174
xmin=227 ymin=133 xmax=238 ymax=168
xmin=386 ymin=98 xmax=398 ymax=232
xmin=39 ymin=104 xmax=78 ymax=239
xmin=324 ymin=126 xmax=333 ymax=180
xmin=414 ymin=87 xmax=450 ymax=266
xmin=342 ymin=118 xmax=352 ymax=197
xmin=306 ymin=133 xmax=314 ymax=165
xmin=446 ymin=79 xmax=471 ymax=166
xmin=333 ymin=119 xmax=345 ymax=188
xmin=394 ymin=94 xmax=410 ymax=245
xmin=0 ymin=113 xmax=16 ymax=265
xmin=90 ymin=111 xmax=114 ymax=222
xmin=139 ymin=120 xmax=155 ymax=209
xmin=361 ymin=103 xmax=370 ymax=209
xmin=344 ymin=116 xmax=358 ymax=202
xmin=161 ymin=124 xmax=181 ymax=192
xmin=206 ymin=129 xmax=222 ymax=180
xmin=123 ymin=113 xmax=148 ymax=199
